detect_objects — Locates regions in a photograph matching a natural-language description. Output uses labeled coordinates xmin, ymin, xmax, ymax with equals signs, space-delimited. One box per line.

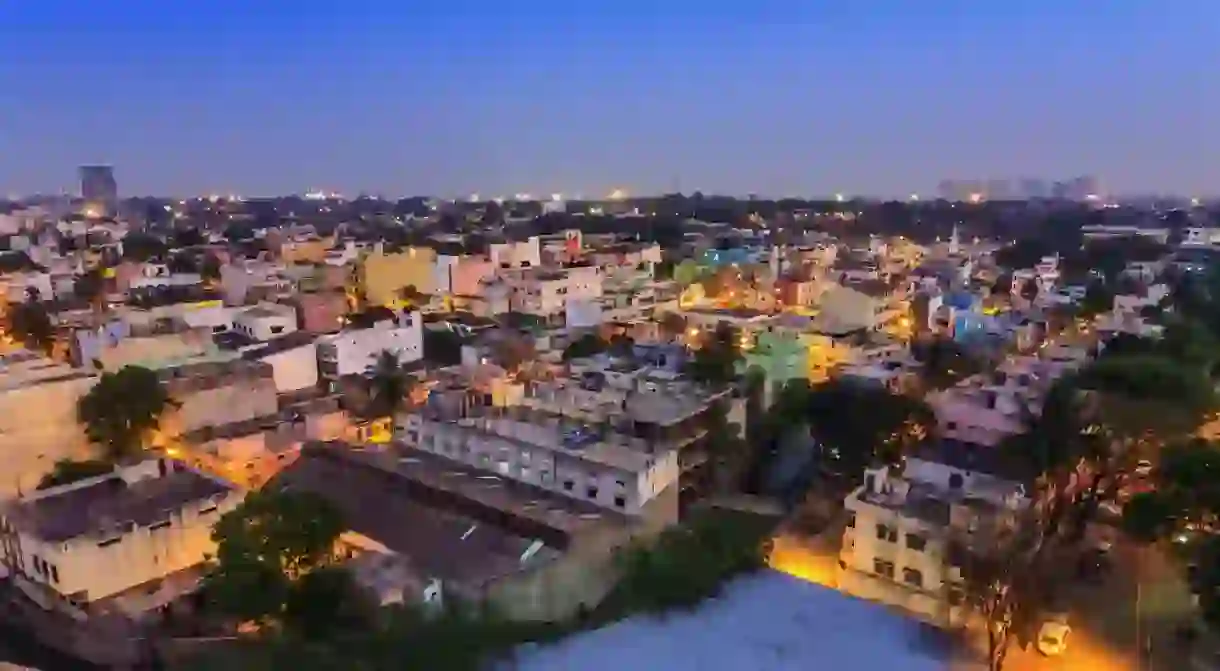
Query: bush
xmin=611 ymin=511 xmax=772 ymax=614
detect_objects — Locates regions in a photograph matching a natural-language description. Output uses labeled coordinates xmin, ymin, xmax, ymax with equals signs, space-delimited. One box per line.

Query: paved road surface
xmin=768 ymin=531 xmax=1140 ymax=671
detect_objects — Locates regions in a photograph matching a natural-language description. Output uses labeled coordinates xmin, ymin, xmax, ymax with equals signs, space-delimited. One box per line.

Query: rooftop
xmin=303 ymin=443 xmax=628 ymax=545
xmin=516 ymin=571 xmax=950 ymax=671
xmin=271 ymin=449 xmax=560 ymax=587
xmin=6 ymin=461 xmax=233 ymax=543
xmin=239 ymin=306 xmax=286 ymax=320
xmin=450 ymin=414 xmax=655 ymax=473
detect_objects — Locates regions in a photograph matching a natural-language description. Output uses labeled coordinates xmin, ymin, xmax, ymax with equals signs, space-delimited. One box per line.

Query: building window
xmin=562 ymin=480 xmax=573 ymax=491
xmin=586 ymin=486 xmax=599 ymax=500
xmin=873 ymin=559 xmax=895 ymax=578
xmin=875 ymin=524 xmax=897 ymax=542
xmin=946 ymin=421 xmax=958 ymax=431
xmin=49 ymin=565 xmax=59 ymax=583
xmin=270 ymin=325 xmax=285 ymax=335
xmin=846 ymin=513 xmax=855 ymax=528
xmin=613 ymin=496 xmax=626 ymax=508
xmin=902 ymin=567 xmax=923 ymax=587
xmin=906 ymin=534 xmax=927 ymax=551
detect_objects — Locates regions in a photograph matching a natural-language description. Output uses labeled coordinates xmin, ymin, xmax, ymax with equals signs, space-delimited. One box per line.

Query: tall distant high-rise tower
xmin=79 ymin=165 xmax=117 ymax=216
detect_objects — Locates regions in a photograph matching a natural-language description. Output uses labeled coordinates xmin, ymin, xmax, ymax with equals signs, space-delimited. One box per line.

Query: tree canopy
xmin=76 ymin=366 xmax=174 ymax=461
xmin=366 ymin=350 xmax=416 ymax=419
xmin=910 ymin=337 xmax=983 ymax=390
xmin=563 ymin=333 xmax=606 ymax=361
xmin=36 ymin=458 xmax=114 ymax=490
xmin=4 ymin=296 xmax=54 ymax=354
xmin=769 ymin=379 xmax=935 ymax=481
xmin=685 ymin=322 xmax=741 ymax=387
xmin=200 ymin=488 xmax=349 ymax=628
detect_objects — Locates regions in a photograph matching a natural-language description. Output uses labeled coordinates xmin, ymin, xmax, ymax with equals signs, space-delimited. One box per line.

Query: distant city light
xmin=908 ymin=194 xmax=920 ymax=201
xmin=469 ymin=193 xmax=481 ymax=202
xmin=834 ymin=193 xmax=845 ymax=202
xmin=551 ymin=193 xmax=563 ymax=201
xmin=968 ymin=193 xmax=984 ymax=204
xmin=608 ymin=189 xmax=628 ymax=201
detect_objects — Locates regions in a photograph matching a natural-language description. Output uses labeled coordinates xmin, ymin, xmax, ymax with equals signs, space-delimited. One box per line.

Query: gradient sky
xmin=2 ymin=1 xmax=1217 ymax=199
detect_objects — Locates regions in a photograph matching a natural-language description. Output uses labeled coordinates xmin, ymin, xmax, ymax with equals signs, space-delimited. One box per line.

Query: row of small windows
xmin=31 ymin=555 xmax=59 ymax=584
xmin=872 ymin=559 xmax=924 ymax=586
xmin=874 ymin=523 xmax=926 ymax=551
xmin=870 ymin=559 xmax=965 ymax=604
xmin=560 ymin=479 xmax=628 ymax=508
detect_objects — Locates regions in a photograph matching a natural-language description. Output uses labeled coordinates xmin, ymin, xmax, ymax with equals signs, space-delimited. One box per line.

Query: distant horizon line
xmin=4 ymin=190 xmax=1214 ymax=204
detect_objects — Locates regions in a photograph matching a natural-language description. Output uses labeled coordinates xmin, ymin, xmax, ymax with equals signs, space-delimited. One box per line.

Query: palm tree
xmin=366 ymin=350 xmax=416 ymax=424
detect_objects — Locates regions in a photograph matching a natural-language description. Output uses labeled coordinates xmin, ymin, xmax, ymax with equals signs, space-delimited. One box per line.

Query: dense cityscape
xmin=0 ymin=167 xmax=1216 ymax=670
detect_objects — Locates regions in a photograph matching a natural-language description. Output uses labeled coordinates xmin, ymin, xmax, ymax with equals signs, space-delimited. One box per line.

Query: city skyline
xmin=3 ymin=2 xmax=1218 ymax=198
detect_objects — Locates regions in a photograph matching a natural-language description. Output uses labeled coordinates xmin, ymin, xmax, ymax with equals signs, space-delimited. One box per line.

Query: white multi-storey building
xmin=316 ymin=311 xmax=423 ymax=381
xmin=505 ymin=267 xmax=603 ymax=318
xmin=400 ymin=358 xmax=733 ymax=514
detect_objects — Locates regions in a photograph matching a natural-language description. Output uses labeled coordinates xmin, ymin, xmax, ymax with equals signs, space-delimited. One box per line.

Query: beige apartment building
xmin=0 ymin=458 xmax=243 ymax=617
xmin=838 ymin=441 xmax=1032 ymax=628
xmin=350 ymin=246 xmax=437 ymax=308
xmin=0 ymin=350 xmax=97 ymax=497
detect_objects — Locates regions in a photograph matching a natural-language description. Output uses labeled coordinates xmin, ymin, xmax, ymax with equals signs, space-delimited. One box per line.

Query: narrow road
xmin=767 ymin=529 xmax=1138 ymax=671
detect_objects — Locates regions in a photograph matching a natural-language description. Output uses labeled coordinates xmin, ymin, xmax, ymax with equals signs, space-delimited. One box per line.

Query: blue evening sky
xmin=1 ymin=1 xmax=1216 ymax=198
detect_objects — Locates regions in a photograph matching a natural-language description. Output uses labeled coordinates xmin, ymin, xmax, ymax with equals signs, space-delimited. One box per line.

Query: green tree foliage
xmin=121 ymin=232 xmax=168 ymax=262
xmin=422 ymin=328 xmax=465 ymax=366
xmin=0 ymin=251 xmax=40 ymax=274
xmin=702 ymin=397 xmax=747 ymax=491
xmin=657 ymin=311 xmax=687 ymax=339
xmin=1121 ymin=440 xmax=1220 ymax=543
xmin=910 ymin=337 xmax=983 ymax=390
xmin=282 ymin=566 xmax=378 ymax=640
xmin=76 ymin=366 xmax=174 ymax=461
xmin=1184 ymin=535 xmax=1220 ymax=629
xmin=653 ymin=258 xmax=675 ymax=280
xmin=686 ymin=322 xmax=741 ymax=387
xmin=769 ymin=379 xmax=935 ymax=482
xmin=366 ymin=350 xmax=416 ymax=419
xmin=397 ymin=284 xmax=426 ymax=307
xmin=200 ymin=253 xmax=223 ymax=282
xmin=200 ymin=489 xmax=347 ymax=626
xmin=4 ymin=295 xmax=54 ymax=354
xmin=994 ymin=239 xmax=1050 ymax=271
xmin=607 ymin=333 xmax=635 ymax=357
xmin=36 ymin=458 xmax=114 ymax=490
xmin=1076 ymin=355 xmax=1215 ymax=442
xmin=73 ymin=267 xmax=107 ymax=308
xmin=612 ymin=511 xmax=771 ymax=613
xmin=673 ymin=259 xmax=701 ymax=286
xmin=990 ymin=273 xmax=1013 ymax=296
xmin=1077 ymin=282 xmax=1114 ymax=318
xmin=563 ymin=333 xmax=606 ymax=361
xmin=1019 ymin=280 xmax=1039 ymax=302
xmin=1158 ymin=318 xmax=1219 ymax=371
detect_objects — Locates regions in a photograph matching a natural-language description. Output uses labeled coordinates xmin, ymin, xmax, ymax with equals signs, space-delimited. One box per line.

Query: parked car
xmin=1037 ymin=615 xmax=1071 ymax=656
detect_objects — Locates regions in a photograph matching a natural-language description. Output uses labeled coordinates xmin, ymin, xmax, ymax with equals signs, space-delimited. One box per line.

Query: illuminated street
xmin=768 ymin=531 xmax=1137 ymax=670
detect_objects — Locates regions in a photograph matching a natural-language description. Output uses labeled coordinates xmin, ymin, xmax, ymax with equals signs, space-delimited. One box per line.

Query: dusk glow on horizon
xmin=2 ymin=2 xmax=1218 ymax=197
